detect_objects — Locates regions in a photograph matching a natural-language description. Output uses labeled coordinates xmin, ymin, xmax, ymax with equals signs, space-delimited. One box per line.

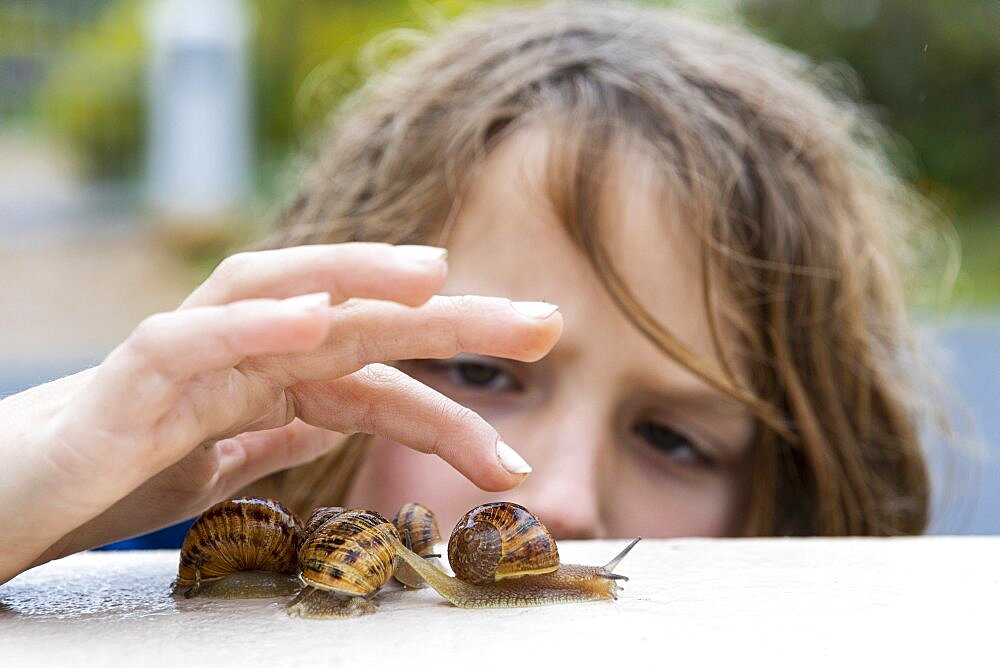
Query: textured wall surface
xmin=2 ymin=538 xmax=997 ymax=665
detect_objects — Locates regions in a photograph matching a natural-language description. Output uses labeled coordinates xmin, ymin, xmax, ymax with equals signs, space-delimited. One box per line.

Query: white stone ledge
xmin=2 ymin=537 xmax=998 ymax=665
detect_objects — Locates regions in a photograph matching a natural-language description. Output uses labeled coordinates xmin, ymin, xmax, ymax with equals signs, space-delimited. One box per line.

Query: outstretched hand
xmin=0 ymin=243 xmax=562 ymax=584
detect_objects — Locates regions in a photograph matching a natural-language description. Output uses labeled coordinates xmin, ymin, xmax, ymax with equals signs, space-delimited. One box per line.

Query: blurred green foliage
xmin=953 ymin=204 xmax=1000 ymax=306
xmin=26 ymin=0 xmax=512 ymax=180
xmin=33 ymin=1 xmax=146 ymax=178
xmin=252 ymin=0 xmax=514 ymax=160
xmin=23 ymin=0 xmax=999 ymax=206
xmin=741 ymin=0 xmax=1000 ymax=211
xmin=740 ymin=0 xmax=1000 ymax=309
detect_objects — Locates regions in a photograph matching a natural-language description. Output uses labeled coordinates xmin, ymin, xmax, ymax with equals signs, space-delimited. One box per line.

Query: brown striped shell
xmin=176 ymin=496 xmax=303 ymax=586
xmin=392 ymin=502 xmax=444 ymax=589
xmin=392 ymin=502 xmax=441 ymax=555
xmin=304 ymin=506 xmax=346 ymax=539
xmin=447 ymin=502 xmax=560 ymax=585
xmin=298 ymin=509 xmax=400 ymax=597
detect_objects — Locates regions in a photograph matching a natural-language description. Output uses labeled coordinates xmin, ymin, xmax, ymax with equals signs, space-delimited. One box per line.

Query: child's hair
xmin=252 ymin=1 xmax=946 ymax=535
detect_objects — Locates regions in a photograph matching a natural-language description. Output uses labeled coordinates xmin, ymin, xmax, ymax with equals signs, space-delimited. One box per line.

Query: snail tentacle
xmin=591 ymin=537 xmax=643 ymax=582
xmin=603 ymin=537 xmax=642 ymax=573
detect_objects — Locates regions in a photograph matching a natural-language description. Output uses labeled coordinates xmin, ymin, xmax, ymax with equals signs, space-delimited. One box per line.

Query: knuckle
xmin=425 ymin=315 xmax=465 ymax=359
xmin=430 ymin=402 xmax=484 ymax=458
xmin=355 ymin=402 xmax=379 ymax=435
xmin=357 ymin=363 xmax=400 ymax=386
xmin=437 ymin=295 xmax=485 ymax=352
xmin=446 ymin=294 xmax=479 ymax=315
xmin=349 ymin=327 xmax=376 ymax=367
xmin=321 ymin=267 xmax=348 ymax=302
xmin=423 ymin=435 xmax=443 ymax=457
xmin=441 ymin=401 xmax=479 ymax=430
xmin=213 ymin=251 xmax=254 ymax=282
xmin=203 ymin=319 xmax=239 ymax=359
xmin=129 ymin=312 xmax=170 ymax=354
xmin=123 ymin=312 xmax=178 ymax=383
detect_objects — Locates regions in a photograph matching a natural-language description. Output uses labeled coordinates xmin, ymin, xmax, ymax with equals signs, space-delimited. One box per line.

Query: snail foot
xmin=286 ymin=586 xmax=379 ymax=619
xmin=172 ymin=571 xmax=301 ymax=599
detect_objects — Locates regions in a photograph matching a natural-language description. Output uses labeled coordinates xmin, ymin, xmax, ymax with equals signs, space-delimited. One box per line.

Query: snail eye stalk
xmin=603 ymin=537 xmax=642 ymax=572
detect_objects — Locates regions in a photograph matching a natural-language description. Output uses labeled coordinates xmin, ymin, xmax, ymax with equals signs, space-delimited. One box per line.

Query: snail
xmin=174 ymin=497 xmax=638 ymax=616
xmin=173 ymin=496 xmax=304 ymax=599
xmin=286 ymin=508 xmax=400 ymax=618
xmin=391 ymin=502 xmax=445 ymax=589
xmin=390 ymin=501 xmax=640 ymax=608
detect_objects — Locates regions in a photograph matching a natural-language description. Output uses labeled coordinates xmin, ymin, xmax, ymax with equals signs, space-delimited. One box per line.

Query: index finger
xmin=182 ymin=243 xmax=449 ymax=308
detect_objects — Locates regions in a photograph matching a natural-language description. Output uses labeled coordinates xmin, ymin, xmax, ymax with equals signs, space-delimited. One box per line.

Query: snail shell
xmin=174 ymin=496 xmax=303 ymax=598
xmin=303 ymin=506 xmax=346 ymax=539
xmin=393 ymin=502 xmax=441 ymax=555
xmin=447 ymin=502 xmax=559 ymax=585
xmin=392 ymin=502 xmax=443 ymax=588
xmin=297 ymin=509 xmax=400 ymax=597
xmin=288 ymin=509 xmax=400 ymax=618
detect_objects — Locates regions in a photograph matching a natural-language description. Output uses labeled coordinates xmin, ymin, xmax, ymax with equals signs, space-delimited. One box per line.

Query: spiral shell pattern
xmin=298 ymin=509 xmax=400 ymax=597
xmin=176 ymin=496 xmax=303 ymax=585
xmin=448 ymin=502 xmax=560 ymax=585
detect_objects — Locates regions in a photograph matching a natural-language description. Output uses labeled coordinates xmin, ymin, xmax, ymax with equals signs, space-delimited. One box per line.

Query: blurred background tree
xmin=739 ymin=0 xmax=1000 ymax=305
xmin=3 ymin=0 xmax=997 ymax=302
xmin=743 ymin=0 xmax=999 ymax=210
xmin=22 ymin=0 xmax=519 ymax=186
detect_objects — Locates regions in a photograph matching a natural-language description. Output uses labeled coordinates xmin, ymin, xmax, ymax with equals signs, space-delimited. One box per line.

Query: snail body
xmin=394 ymin=545 xmax=637 ymax=608
xmin=173 ymin=496 xmax=304 ymax=599
xmin=392 ymin=502 xmax=640 ymax=609
xmin=287 ymin=509 xmax=400 ymax=618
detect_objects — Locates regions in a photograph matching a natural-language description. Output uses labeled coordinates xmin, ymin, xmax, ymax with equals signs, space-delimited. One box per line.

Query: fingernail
xmin=511 ymin=301 xmax=559 ymax=319
xmin=395 ymin=245 xmax=448 ymax=263
xmin=281 ymin=291 xmax=331 ymax=311
xmin=496 ymin=439 xmax=532 ymax=474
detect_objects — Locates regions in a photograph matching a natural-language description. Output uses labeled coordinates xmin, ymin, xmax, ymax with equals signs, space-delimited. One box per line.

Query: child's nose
xmin=510 ymin=410 xmax=607 ymax=540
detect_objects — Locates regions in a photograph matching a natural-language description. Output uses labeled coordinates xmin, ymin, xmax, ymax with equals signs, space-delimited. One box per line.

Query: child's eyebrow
xmin=638 ymin=385 xmax=754 ymax=418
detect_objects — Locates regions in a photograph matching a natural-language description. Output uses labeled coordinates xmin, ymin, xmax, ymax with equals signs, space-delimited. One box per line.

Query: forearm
xmin=0 ymin=368 xmax=98 ymax=583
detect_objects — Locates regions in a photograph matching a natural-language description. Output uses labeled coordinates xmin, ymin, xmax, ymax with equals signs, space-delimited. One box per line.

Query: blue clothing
xmin=94 ymin=519 xmax=194 ymax=550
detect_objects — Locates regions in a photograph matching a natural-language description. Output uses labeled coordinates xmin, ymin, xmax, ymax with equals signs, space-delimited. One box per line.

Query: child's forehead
xmin=452 ymin=125 xmax=710 ymax=313
xmin=462 ymin=125 xmax=699 ymax=266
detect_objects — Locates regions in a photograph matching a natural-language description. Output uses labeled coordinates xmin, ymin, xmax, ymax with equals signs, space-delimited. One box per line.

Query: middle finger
xmin=249 ymin=295 xmax=563 ymax=384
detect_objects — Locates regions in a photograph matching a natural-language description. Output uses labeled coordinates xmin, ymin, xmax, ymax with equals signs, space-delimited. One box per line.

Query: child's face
xmin=344 ymin=129 xmax=755 ymax=539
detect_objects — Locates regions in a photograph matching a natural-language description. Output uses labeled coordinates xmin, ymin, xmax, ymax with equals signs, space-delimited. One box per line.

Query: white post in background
xmin=146 ymin=0 xmax=251 ymax=236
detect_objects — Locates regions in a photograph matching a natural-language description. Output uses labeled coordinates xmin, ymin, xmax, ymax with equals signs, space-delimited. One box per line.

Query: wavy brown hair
xmin=249 ymin=1 xmax=944 ymax=535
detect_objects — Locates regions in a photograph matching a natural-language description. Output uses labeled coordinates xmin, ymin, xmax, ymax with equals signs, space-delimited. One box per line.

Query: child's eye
xmin=395 ymin=357 xmax=522 ymax=398
xmin=633 ymin=420 xmax=712 ymax=467
xmin=445 ymin=360 xmax=516 ymax=392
